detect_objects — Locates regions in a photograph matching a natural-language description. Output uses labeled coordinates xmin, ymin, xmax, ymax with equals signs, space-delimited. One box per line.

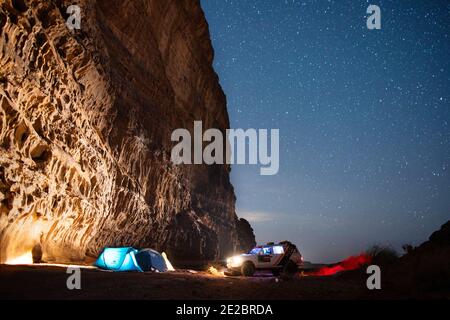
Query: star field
xmin=201 ymin=0 xmax=450 ymax=262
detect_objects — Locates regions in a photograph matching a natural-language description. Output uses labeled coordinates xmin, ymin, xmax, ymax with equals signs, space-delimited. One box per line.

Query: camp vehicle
xmin=95 ymin=247 xmax=172 ymax=272
xmin=225 ymin=241 xmax=303 ymax=276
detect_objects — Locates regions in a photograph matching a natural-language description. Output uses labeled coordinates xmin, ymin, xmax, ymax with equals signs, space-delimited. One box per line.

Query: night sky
xmin=201 ymin=0 xmax=450 ymax=262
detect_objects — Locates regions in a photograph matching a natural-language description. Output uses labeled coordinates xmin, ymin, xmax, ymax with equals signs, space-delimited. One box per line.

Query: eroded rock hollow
xmin=0 ymin=0 xmax=255 ymax=265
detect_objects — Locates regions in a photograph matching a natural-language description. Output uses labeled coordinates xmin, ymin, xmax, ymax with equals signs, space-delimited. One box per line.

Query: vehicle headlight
xmin=227 ymin=255 xmax=243 ymax=267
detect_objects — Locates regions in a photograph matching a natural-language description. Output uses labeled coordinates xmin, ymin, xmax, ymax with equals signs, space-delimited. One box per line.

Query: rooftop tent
xmin=135 ymin=248 xmax=169 ymax=272
xmin=95 ymin=247 xmax=143 ymax=272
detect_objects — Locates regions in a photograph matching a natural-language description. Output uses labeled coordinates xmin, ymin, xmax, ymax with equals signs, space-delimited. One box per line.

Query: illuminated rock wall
xmin=0 ymin=0 xmax=255 ymax=264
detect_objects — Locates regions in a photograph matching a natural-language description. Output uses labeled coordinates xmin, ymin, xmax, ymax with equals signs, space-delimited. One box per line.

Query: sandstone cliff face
xmin=0 ymin=0 xmax=255 ymax=265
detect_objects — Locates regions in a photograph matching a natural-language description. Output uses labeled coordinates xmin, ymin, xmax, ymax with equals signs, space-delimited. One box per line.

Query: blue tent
xmin=135 ymin=248 xmax=168 ymax=272
xmin=95 ymin=247 xmax=143 ymax=272
xmin=95 ymin=247 xmax=170 ymax=272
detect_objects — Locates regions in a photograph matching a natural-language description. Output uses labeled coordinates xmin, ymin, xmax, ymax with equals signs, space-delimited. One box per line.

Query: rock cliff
xmin=385 ymin=220 xmax=450 ymax=294
xmin=0 ymin=0 xmax=255 ymax=265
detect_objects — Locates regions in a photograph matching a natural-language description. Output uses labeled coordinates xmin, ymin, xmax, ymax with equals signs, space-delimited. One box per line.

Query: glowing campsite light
xmin=208 ymin=266 xmax=225 ymax=277
xmin=5 ymin=251 xmax=33 ymax=265
xmin=161 ymin=252 xmax=175 ymax=271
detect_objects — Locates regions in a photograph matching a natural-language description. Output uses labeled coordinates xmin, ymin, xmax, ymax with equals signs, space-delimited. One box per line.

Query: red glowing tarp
xmin=308 ymin=254 xmax=372 ymax=276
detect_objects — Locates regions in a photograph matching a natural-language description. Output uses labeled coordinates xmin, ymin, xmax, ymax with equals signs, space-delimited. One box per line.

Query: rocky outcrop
xmin=429 ymin=221 xmax=450 ymax=245
xmin=0 ymin=0 xmax=255 ymax=265
xmin=383 ymin=221 xmax=450 ymax=296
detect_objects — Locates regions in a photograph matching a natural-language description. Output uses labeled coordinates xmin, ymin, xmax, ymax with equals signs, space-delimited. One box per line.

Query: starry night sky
xmin=201 ymin=0 xmax=450 ymax=262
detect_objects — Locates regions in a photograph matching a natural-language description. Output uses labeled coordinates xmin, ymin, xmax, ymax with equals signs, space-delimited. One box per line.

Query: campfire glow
xmin=5 ymin=251 xmax=33 ymax=265
xmin=208 ymin=266 xmax=225 ymax=277
xmin=308 ymin=254 xmax=372 ymax=276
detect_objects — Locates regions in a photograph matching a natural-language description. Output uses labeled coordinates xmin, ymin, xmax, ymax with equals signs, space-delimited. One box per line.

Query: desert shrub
xmin=402 ymin=243 xmax=415 ymax=254
xmin=366 ymin=245 xmax=399 ymax=267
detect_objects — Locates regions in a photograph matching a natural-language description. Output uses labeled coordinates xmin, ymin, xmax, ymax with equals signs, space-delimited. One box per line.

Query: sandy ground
xmin=0 ymin=264 xmax=385 ymax=300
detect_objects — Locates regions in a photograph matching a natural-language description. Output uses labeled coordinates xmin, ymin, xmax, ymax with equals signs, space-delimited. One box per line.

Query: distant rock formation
xmin=429 ymin=220 xmax=450 ymax=245
xmin=0 ymin=0 xmax=255 ymax=264
xmin=385 ymin=220 xmax=450 ymax=296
